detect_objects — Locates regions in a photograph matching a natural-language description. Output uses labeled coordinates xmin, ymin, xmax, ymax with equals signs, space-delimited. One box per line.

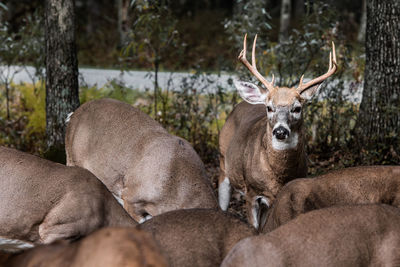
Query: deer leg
xmin=38 ymin=193 xmax=103 ymax=244
xmin=218 ymin=155 xmax=231 ymax=211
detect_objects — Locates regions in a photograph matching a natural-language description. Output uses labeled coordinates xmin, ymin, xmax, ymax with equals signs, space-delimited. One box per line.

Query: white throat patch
xmin=271 ymin=132 xmax=299 ymax=151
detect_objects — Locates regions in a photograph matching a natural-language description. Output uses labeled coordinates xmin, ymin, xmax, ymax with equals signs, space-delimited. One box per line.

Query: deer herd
xmin=0 ymin=34 xmax=399 ymax=267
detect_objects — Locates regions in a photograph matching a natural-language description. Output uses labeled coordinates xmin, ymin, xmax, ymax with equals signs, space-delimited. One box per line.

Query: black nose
xmin=273 ymin=126 xmax=289 ymax=140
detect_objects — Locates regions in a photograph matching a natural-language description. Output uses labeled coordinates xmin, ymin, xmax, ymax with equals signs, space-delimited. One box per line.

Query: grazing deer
xmin=221 ymin=204 xmax=400 ymax=267
xmin=65 ymin=98 xmax=218 ymax=223
xmin=218 ymin=34 xmax=337 ymax=229
xmin=263 ymin=165 xmax=400 ymax=232
xmin=138 ymin=209 xmax=256 ymax=267
xmin=2 ymin=227 xmax=169 ymax=267
xmin=0 ymin=147 xmax=136 ymax=245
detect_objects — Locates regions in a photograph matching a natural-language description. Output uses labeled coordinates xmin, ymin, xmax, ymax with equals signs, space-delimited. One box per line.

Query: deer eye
xmin=292 ymin=106 xmax=301 ymax=113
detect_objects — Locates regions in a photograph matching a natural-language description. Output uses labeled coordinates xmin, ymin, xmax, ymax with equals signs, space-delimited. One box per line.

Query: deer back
xmin=222 ymin=204 xmax=400 ymax=267
xmin=138 ymin=209 xmax=256 ymax=267
xmin=263 ymin=165 xmax=400 ymax=232
xmin=66 ymin=98 xmax=217 ymax=223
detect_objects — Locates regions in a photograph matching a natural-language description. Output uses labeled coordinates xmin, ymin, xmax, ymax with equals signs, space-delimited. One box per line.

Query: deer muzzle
xmin=273 ymin=126 xmax=290 ymax=140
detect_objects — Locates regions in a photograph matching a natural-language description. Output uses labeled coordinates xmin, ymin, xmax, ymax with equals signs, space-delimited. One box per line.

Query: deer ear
xmin=234 ymin=80 xmax=267 ymax=105
xmin=299 ymin=84 xmax=322 ymax=101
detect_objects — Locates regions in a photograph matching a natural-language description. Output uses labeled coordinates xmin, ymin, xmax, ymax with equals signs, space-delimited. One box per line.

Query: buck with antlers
xmin=219 ymin=34 xmax=337 ymax=229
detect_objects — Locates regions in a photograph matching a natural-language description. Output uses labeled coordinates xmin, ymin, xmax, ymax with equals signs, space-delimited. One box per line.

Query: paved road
xmin=8 ymin=66 xmax=234 ymax=91
xmin=4 ymin=65 xmax=363 ymax=102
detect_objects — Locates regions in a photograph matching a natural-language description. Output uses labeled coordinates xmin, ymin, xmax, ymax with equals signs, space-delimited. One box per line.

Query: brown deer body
xmin=0 ymin=147 xmax=136 ymax=245
xmin=219 ymin=34 xmax=337 ymax=229
xmin=221 ymin=204 xmax=400 ymax=267
xmin=263 ymin=165 xmax=400 ymax=232
xmin=138 ymin=209 xmax=256 ymax=267
xmin=66 ymin=98 xmax=218 ymax=223
xmin=2 ymin=227 xmax=168 ymax=267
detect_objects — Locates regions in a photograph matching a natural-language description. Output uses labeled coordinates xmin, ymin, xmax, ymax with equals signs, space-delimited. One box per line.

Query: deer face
xmin=234 ymin=34 xmax=336 ymax=151
xmin=234 ymin=81 xmax=320 ymax=150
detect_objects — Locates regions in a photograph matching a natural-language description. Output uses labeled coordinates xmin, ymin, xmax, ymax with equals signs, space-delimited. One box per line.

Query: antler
xmin=238 ymin=34 xmax=275 ymax=92
xmin=296 ymin=42 xmax=337 ymax=93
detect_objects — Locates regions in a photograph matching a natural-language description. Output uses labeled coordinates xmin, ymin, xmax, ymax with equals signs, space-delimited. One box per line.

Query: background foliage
xmin=1 ymin=0 xmax=394 ymax=177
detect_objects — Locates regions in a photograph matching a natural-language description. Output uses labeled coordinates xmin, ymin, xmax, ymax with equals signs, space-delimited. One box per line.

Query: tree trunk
xmin=279 ymin=0 xmax=291 ymax=43
xmin=5 ymin=81 xmax=9 ymax=120
xmin=117 ymin=0 xmax=130 ymax=47
xmin=356 ymin=0 xmax=400 ymax=154
xmin=45 ymin=0 xmax=80 ymax=161
xmin=357 ymin=0 xmax=367 ymax=43
xmin=154 ymin=58 xmax=159 ymax=121
xmin=294 ymin=0 xmax=304 ymax=19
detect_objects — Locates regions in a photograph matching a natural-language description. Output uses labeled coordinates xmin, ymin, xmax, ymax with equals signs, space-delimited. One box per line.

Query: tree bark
xmin=154 ymin=57 xmax=159 ymax=121
xmin=45 ymin=0 xmax=80 ymax=160
xmin=356 ymin=0 xmax=400 ymax=151
xmin=279 ymin=0 xmax=291 ymax=43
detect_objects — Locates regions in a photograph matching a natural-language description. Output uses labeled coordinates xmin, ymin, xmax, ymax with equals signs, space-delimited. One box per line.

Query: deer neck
xmin=262 ymin=126 xmax=307 ymax=182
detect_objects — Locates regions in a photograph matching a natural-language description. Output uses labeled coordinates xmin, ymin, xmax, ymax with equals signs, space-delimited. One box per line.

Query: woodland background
xmin=0 ymin=0 xmax=399 ymax=180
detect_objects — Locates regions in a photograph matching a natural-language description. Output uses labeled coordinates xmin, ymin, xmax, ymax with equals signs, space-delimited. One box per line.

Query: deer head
xmin=234 ymin=34 xmax=337 ymax=150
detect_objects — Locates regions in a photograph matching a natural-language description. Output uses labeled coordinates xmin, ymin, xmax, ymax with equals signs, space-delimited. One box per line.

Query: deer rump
xmin=0 ymin=147 xmax=135 ymax=245
xmin=65 ymin=98 xmax=217 ymax=223
xmin=261 ymin=165 xmax=400 ymax=232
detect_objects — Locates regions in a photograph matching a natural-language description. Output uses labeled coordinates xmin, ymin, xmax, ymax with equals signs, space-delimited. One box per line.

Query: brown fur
xmin=263 ymin=165 xmax=400 ymax=232
xmin=2 ymin=227 xmax=169 ymax=267
xmin=66 ymin=98 xmax=218 ymax=222
xmin=138 ymin=209 xmax=257 ymax=267
xmin=222 ymin=204 xmax=400 ymax=267
xmin=219 ymin=101 xmax=307 ymax=225
xmin=0 ymin=146 xmax=136 ymax=244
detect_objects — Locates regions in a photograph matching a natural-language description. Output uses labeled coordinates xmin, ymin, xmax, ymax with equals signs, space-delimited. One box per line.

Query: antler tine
xmin=296 ymin=41 xmax=337 ymax=94
xmin=298 ymin=74 xmax=304 ymax=88
xmin=252 ymin=34 xmax=257 ymax=68
xmin=240 ymin=33 xmax=247 ymax=61
xmin=238 ymin=34 xmax=275 ymax=92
